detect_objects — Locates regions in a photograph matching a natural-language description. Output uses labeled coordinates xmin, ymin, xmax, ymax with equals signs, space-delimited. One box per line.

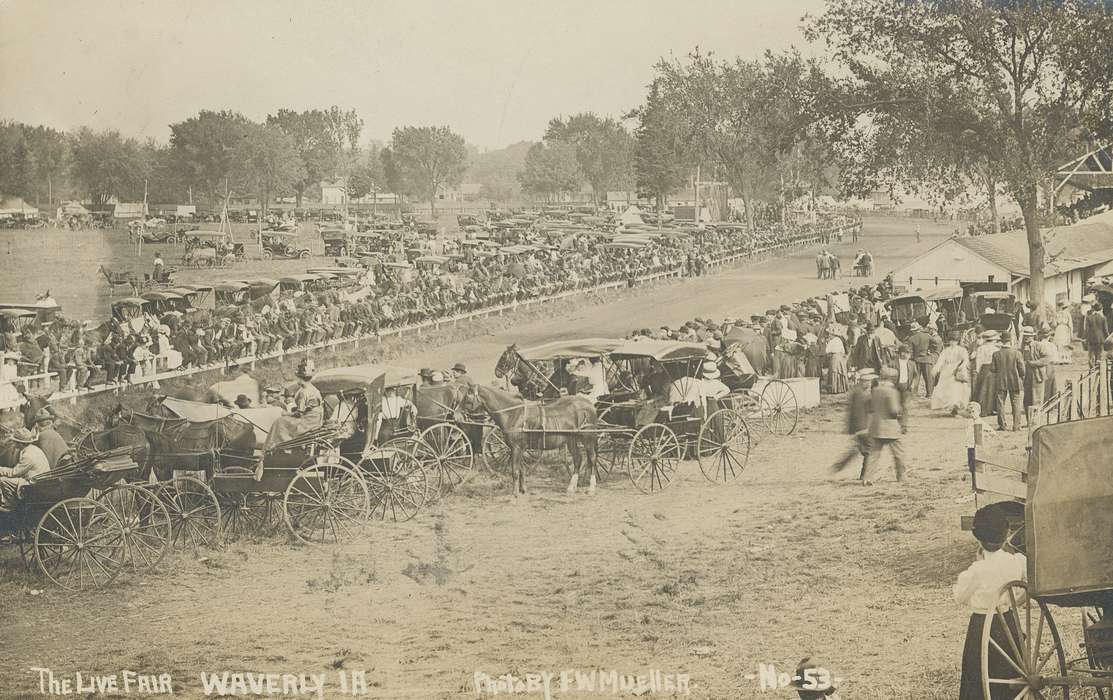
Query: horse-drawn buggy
xmin=0 ymin=442 xmax=172 ymax=591
xmin=487 ymin=337 xmax=796 ymax=494
xmin=969 ymin=414 xmax=1113 ymax=699
xmin=853 ymin=250 xmax=874 ymax=277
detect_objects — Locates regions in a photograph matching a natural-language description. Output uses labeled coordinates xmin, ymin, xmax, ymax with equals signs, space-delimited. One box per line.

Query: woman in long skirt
xmin=971 ymin=331 xmax=1000 ymax=417
xmin=825 ymin=334 xmax=849 ymax=394
xmin=1053 ymin=300 xmax=1074 ymax=364
xmin=955 ymin=507 xmax=1027 ymax=700
xmin=931 ymin=333 xmax=969 ymax=414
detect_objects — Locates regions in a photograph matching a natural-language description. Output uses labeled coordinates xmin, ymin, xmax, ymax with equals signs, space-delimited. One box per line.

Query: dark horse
xmin=459 ymin=383 xmax=600 ymax=496
xmin=494 ymin=345 xmax=558 ymax=400
xmin=104 ymin=400 xmax=256 ymax=481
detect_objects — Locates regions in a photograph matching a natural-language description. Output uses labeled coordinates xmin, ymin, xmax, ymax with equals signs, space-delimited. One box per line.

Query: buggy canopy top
xmin=518 ymin=338 xmax=626 ymax=361
xmin=610 ymin=339 xmax=709 ymax=362
xmin=314 ymin=364 xmax=415 ymax=394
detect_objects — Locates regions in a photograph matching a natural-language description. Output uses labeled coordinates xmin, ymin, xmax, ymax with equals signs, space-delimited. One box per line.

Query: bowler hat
xmin=452 ymin=362 xmax=467 ymax=373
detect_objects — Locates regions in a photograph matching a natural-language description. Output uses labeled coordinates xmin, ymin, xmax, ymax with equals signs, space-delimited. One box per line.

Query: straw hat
xmin=701 ymin=361 xmax=720 ymax=379
xmin=980 ymin=330 xmax=1000 ymax=341
xmin=1021 ymin=325 xmax=1036 ymax=337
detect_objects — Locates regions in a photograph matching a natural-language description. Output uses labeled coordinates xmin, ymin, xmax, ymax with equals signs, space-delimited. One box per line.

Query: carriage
xmin=490 ymin=338 xmax=783 ymax=493
xmin=853 ymin=252 xmax=874 ymax=277
xmin=0 ymin=446 xmax=171 ymax=590
xmin=973 ymin=415 xmax=1113 ymax=699
xmin=320 ymin=228 xmax=350 ymax=257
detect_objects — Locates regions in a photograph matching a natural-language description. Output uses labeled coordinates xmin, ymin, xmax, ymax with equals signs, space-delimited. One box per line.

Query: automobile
xmin=261 ymin=231 xmax=311 ymax=260
xmin=320 ymin=228 xmax=350 ymax=256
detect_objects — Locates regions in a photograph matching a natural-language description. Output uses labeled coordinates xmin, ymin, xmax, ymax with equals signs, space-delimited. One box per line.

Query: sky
xmin=0 ymin=0 xmax=825 ymax=151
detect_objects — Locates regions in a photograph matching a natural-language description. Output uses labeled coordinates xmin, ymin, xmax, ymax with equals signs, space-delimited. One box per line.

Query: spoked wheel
xmin=34 ymin=497 xmax=126 ymax=590
xmin=214 ymin=467 xmax=277 ymax=541
xmin=481 ymin=429 xmax=512 ymax=474
xmin=593 ymin=432 xmax=625 ymax=482
xmin=760 ymin=379 xmax=799 ymax=435
xmin=361 ymin=447 xmax=428 ymax=522
xmin=981 ymin=580 xmax=1069 ymax=700
xmin=627 ymin=424 xmax=681 ymax=494
xmin=416 ymin=423 xmax=475 ymax=498
xmin=1083 ymin=607 xmax=1111 ymax=700
xmin=283 ymin=459 xmax=370 ymax=545
xmin=154 ymin=476 xmax=223 ymax=549
xmin=17 ymin=527 xmax=36 ymax=569
xmin=97 ymin=483 xmax=172 ymax=571
xmin=697 ymin=408 xmax=751 ymax=483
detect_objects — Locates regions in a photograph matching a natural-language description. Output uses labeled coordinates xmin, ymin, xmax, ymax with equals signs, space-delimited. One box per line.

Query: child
xmin=954 ymin=507 xmax=1026 ymax=699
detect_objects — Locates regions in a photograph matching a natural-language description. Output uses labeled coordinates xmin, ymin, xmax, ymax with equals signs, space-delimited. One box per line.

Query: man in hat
xmin=451 ymin=362 xmax=475 ymax=386
xmin=699 ymin=360 xmax=730 ymax=403
xmin=429 ymin=370 xmax=448 ymax=386
xmin=905 ymin=321 xmax=939 ymax=398
xmin=262 ymin=385 xmax=285 ymax=407
xmin=954 ymin=506 xmax=1026 ymax=698
xmin=894 ymin=345 xmax=917 ymax=429
xmin=991 ymin=335 xmax=1025 ymax=431
xmin=418 ymin=368 xmax=434 ymax=386
xmin=861 ymin=367 xmax=906 ymax=485
xmin=0 ymin=428 xmax=50 ymax=512
xmin=33 ymin=409 xmax=69 ymax=469
xmin=1084 ymin=301 xmax=1109 ymax=368
xmin=832 ymin=370 xmax=874 ymax=477
xmin=374 ymin=384 xmax=416 ymax=445
xmin=1022 ymin=326 xmax=1054 ymax=411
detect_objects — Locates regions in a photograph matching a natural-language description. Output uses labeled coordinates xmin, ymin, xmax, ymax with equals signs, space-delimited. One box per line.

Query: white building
xmin=891 ymin=210 xmax=1113 ymax=304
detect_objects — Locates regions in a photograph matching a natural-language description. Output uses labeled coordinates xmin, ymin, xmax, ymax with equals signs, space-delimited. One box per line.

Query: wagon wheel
xmin=214 ymin=467 xmax=276 ymax=541
xmin=1083 ymin=608 xmax=1110 ymax=700
xmin=282 ymin=459 xmax=369 ymax=545
xmin=299 ymin=250 xmax=311 ymax=259
xmin=34 ymin=497 xmax=126 ymax=591
xmin=154 ymin=476 xmax=223 ymax=549
xmin=16 ymin=527 xmax=37 ymax=570
xmin=593 ymin=432 xmax=625 ymax=482
xmin=166 ymin=234 xmax=178 ymax=244
xmin=697 ymin=408 xmax=751 ymax=483
xmin=416 ymin=423 xmax=475 ymax=497
xmin=97 ymin=483 xmax=172 ymax=571
xmin=981 ymin=580 xmax=1069 ymax=700
xmin=261 ymin=250 xmax=273 ymax=261
xmin=760 ymin=379 xmax=799 ymax=435
xmin=627 ymin=424 xmax=681 ymax=494
xmin=361 ymin=447 xmax=428 ymax=523
xmin=481 ymin=428 xmax=512 ymax=474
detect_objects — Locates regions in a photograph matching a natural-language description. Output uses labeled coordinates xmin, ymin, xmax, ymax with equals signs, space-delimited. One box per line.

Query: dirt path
xmin=2 ymin=216 xmax=1009 ymax=700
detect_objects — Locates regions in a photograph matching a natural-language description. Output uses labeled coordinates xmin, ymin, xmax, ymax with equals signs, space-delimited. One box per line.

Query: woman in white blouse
xmin=954 ymin=507 xmax=1026 ymax=700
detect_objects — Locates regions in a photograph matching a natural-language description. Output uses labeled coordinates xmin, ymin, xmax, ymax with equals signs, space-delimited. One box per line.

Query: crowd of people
xmin=0 ymin=218 xmax=849 ymax=403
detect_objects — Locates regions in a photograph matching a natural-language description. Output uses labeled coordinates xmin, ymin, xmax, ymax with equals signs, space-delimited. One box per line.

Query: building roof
xmin=952 ymin=210 xmax=1113 ymax=277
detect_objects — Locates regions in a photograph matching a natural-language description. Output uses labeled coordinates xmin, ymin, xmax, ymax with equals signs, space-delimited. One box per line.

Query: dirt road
xmin=2 ymin=216 xmax=1018 ymax=700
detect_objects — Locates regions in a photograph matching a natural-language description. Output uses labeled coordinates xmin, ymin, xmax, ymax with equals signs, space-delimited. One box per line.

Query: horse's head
xmin=494 ymin=344 xmax=520 ymax=379
xmin=105 ymin=403 xmax=128 ymax=429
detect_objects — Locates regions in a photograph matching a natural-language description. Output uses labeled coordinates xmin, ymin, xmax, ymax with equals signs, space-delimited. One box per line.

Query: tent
xmin=58 ymin=201 xmax=90 ymax=217
xmin=0 ymin=195 xmax=39 ymax=218
xmin=619 ymin=205 xmax=644 ymax=226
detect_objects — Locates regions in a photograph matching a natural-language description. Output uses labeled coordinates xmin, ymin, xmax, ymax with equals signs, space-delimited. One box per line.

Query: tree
xmin=387 ymin=126 xmax=468 ymax=217
xmin=466 ymin=141 xmax=532 ymax=204
xmin=169 ymin=110 xmax=253 ymax=204
xmin=69 ymin=128 xmax=150 ymax=206
xmin=518 ymin=141 xmax=583 ymax=202
xmin=808 ymin=0 xmax=1113 ymax=314
xmin=544 ymin=113 xmax=633 ymax=205
xmin=265 ymin=107 xmax=363 ymax=207
xmin=379 ymin=146 xmax=406 ymax=217
xmin=0 ymin=122 xmax=36 ymax=201
xmin=231 ymin=124 xmax=305 ymax=220
xmin=631 ymin=81 xmax=690 ymax=223
xmin=24 ymin=125 xmax=69 ymax=206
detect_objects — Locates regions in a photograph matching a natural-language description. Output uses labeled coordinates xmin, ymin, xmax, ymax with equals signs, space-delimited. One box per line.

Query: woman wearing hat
xmin=931 ymin=332 xmax=971 ymax=415
xmin=0 ymin=428 xmax=50 ymax=512
xmin=971 ymin=331 xmax=1001 ymax=418
xmin=262 ymin=359 xmax=323 ymax=450
xmin=955 ymin=507 xmax=1026 ymax=699
xmin=1053 ymin=299 xmax=1074 ymax=364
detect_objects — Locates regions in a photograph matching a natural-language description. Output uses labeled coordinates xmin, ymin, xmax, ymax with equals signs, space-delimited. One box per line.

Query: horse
xmin=494 ymin=344 xmax=556 ymax=400
xmin=458 ymin=383 xmax=600 ymax=497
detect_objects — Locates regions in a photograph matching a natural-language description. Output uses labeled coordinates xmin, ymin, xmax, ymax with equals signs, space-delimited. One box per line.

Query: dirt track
xmin=2 ymin=217 xmax=1051 ymax=700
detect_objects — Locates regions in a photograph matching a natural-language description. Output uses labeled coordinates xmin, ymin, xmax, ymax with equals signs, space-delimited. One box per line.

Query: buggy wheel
xmin=16 ymin=527 xmax=36 ymax=570
xmin=760 ymin=379 xmax=799 ymax=435
xmin=981 ymin=580 xmax=1069 ymax=700
xmin=261 ymin=250 xmax=273 ymax=260
xmin=214 ymin=467 xmax=275 ymax=541
xmin=154 ymin=476 xmax=223 ymax=549
xmin=481 ymin=428 xmax=512 ymax=474
xmin=167 ymin=234 xmax=178 ymax=244
xmin=593 ymin=432 xmax=625 ymax=482
xmin=34 ymin=497 xmax=126 ymax=591
xmin=97 ymin=483 xmax=172 ymax=571
xmin=416 ymin=423 xmax=474 ymax=497
xmin=1083 ymin=608 xmax=1109 ymax=700
xmin=697 ymin=408 xmax=751 ymax=483
xmin=627 ymin=424 xmax=681 ymax=494
xmin=299 ymin=250 xmax=310 ymax=259
xmin=361 ymin=447 xmax=428 ymax=522
xmin=283 ymin=460 xmax=369 ymax=545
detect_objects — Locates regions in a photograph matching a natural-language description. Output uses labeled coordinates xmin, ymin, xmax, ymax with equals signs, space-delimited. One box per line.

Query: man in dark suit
xmin=1084 ymin=302 xmax=1109 ymax=368
xmin=861 ymin=368 xmax=906 ymax=485
xmin=991 ymin=335 xmax=1026 ymax=431
xmin=894 ymin=345 xmax=917 ymax=431
xmin=831 ymin=369 xmax=874 ymax=477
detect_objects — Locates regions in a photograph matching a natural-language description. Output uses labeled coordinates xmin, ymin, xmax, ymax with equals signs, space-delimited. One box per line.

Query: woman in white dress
xmin=931 ymin=332 xmax=970 ymax=415
xmin=1053 ymin=300 xmax=1073 ymax=364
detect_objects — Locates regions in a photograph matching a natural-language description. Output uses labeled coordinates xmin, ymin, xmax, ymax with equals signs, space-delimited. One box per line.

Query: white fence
xmin=1 ymin=223 xmax=858 ymax=413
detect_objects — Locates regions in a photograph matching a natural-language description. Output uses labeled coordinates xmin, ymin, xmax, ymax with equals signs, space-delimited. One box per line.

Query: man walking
xmin=894 ymin=345 xmax=917 ymax=430
xmin=1084 ymin=302 xmax=1108 ymax=368
xmin=861 ymin=367 xmax=906 ymax=485
xmin=831 ymin=370 xmax=873 ymax=478
xmin=991 ymin=335 xmax=1025 ymax=431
